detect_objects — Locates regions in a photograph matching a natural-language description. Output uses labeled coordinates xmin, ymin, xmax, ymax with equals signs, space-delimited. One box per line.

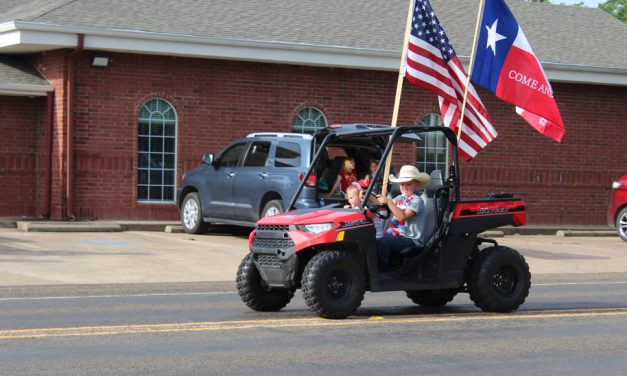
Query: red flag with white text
xmin=471 ymin=0 xmax=565 ymax=142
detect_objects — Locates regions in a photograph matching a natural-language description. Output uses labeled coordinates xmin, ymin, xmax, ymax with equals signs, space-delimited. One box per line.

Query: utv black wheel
xmin=468 ymin=246 xmax=531 ymax=313
xmin=301 ymin=251 xmax=365 ymax=319
xmin=236 ymin=254 xmax=294 ymax=312
xmin=181 ymin=192 xmax=209 ymax=234
xmin=406 ymin=288 xmax=459 ymax=307
xmin=261 ymin=199 xmax=283 ymax=218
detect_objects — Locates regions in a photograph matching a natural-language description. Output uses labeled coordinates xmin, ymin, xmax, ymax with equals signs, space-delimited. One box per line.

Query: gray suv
xmin=177 ymin=125 xmax=388 ymax=234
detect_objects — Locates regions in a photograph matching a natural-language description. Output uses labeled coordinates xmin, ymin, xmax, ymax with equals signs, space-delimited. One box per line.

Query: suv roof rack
xmin=246 ymin=132 xmax=314 ymax=140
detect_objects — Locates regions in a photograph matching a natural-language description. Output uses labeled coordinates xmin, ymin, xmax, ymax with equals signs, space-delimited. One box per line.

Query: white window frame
xmin=137 ymin=98 xmax=177 ymax=203
xmin=416 ymin=113 xmax=449 ymax=176
xmin=292 ymin=107 xmax=327 ymax=134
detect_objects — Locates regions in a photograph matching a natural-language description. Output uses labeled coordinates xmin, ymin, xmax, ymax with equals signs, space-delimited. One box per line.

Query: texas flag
xmin=471 ymin=0 xmax=565 ymax=142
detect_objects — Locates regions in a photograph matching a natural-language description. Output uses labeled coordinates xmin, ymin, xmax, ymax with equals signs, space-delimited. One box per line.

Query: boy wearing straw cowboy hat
xmin=376 ymin=165 xmax=431 ymax=272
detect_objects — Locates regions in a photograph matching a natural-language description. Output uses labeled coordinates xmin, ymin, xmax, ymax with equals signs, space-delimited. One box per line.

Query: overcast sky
xmin=550 ymin=0 xmax=604 ymax=7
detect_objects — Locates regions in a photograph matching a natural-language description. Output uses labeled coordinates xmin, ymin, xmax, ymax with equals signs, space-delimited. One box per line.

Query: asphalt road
xmin=1 ymin=279 xmax=626 ymax=375
xmin=0 ymin=228 xmax=626 ymax=374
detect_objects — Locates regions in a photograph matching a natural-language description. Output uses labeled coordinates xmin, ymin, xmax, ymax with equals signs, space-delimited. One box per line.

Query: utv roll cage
xmin=288 ymin=125 xmax=461 ymax=212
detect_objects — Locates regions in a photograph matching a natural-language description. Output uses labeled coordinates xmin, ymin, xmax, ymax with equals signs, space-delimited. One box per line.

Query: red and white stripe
xmin=405 ymin=35 xmax=497 ymax=161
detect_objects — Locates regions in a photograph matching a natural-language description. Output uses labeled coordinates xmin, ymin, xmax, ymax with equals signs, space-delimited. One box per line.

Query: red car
xmin=608 ymin=173 xmax=627 ymax=242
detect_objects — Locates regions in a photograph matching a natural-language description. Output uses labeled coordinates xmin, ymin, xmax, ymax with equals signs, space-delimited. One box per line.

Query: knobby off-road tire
xmin=181 ymin=192 xmax=209 ymax=234
xmin=301 ymin=251 xmax=366 ymax=319
xmin=406 ymin=288 xmax=459 ymax=307
xmin=236 ymin=254 xmax=294 ymax=312
xmin=468 ymin=246 xmax=531 ymax=313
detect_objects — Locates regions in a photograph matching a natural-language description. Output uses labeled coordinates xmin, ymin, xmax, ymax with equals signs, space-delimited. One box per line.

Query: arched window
xmin=292 ymin=107 xmax=327 ymax=134
xmin=416 ymin=113 xmax=448 ymax=175
xmin=137 ymin=98 xmax=177 ymax=202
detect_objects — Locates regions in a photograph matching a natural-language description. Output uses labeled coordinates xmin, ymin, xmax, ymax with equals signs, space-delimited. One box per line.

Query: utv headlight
xmin=297 ymin=223 xmax=334 ymax=234
xmin=612 ymin=181 xmax=623 ymax=190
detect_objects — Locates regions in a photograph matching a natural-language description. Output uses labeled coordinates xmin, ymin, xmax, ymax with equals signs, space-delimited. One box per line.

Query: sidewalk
xmin=0 ymin=224 xmax=625 ymax=287
xmin=0 ymin=217 xmax=617 ymax=237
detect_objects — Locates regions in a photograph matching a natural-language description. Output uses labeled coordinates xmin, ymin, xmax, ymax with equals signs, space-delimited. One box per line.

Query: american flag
xmin=404 ymin=0 xmax=497 ymax=161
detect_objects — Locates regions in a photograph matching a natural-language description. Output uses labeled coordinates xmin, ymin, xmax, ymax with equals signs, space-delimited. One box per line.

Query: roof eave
xmin=0 ymin=83 xmax=53 ymax=97
xmin=2 ymin=21 xmax=626 ymax=86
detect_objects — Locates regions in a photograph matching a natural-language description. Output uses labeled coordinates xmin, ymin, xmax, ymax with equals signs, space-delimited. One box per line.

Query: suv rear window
xmin=275 ymin=142 xmax=301 ymax=168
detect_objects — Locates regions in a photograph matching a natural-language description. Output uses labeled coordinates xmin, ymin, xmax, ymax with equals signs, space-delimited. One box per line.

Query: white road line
xmin=0 ymin=291 xmax=238 ymax=301
xmin=533 ymin=281 xmax=627 ymax=286
xmin=1 ymin=281 xmax=626 ymax=301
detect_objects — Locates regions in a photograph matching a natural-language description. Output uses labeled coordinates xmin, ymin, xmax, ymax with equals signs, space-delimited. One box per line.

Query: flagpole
xmin=381 ymin=0 xmax=415 ymax=197
xmin=456 ymin=0 xmax=485 ymax=142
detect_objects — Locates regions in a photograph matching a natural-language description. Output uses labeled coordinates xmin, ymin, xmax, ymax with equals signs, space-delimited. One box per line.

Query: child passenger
xmin=326 ymin=158 xmax=357 ymax=198
xmin=344 ymin=184 xmax=383 ymax=238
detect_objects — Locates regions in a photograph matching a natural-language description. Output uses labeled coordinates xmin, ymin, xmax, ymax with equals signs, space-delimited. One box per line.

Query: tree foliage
xmin=600 ymin=0 xmax=626 ymax=23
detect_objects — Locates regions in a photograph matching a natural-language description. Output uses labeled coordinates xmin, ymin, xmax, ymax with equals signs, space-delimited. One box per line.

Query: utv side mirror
xmin=203 ymin=153 xmax=215 ymax=165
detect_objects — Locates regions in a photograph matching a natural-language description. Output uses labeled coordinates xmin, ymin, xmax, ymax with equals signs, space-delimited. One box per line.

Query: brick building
xmin=1 ymin=0 xmax=626 ymax=224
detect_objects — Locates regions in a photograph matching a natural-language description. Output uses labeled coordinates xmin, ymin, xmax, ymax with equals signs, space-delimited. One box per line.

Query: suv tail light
xmin=299 ymin=173 xmax=317 ymax=188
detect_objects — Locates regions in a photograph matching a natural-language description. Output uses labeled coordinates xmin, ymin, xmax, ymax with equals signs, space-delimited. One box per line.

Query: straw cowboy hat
xmin=389 ymin=165 xmax=430 ymax=188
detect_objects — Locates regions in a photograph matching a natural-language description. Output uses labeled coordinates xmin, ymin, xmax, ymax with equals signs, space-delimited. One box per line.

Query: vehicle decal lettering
xmin=340 ymin=218 xmax=372 ymax=228
xmin=477 ymin=207 xmax=509 ymax=215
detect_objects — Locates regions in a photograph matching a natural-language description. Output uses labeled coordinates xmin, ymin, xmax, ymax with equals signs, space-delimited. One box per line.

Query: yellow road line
xmin=2 ymin=308 xmax=626 ymax=340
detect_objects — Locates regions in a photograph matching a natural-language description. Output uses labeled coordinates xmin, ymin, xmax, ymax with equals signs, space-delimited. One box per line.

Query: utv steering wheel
xmin=367 ymin=203 xmax=390 ymax=220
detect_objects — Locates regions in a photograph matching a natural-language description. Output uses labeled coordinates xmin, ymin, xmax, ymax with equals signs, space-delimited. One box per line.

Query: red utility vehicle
xmin=237 ymin=125 xmax=531 ymax=318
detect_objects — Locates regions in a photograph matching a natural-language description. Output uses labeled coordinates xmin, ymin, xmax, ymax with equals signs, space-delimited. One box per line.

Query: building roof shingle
xmin=2 ymin=0 xmax=624 ymax=69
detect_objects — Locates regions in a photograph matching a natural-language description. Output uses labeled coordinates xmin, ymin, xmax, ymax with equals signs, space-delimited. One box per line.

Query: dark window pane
xmin=150 ymin=153 xmax=163 ymax=168
xmin=150 ymin=186 xmax=162 ymax=200
xmin=275 ymin=142 xmax=301 ymax=167
xmin=151 ymin=123 xmax=163 ymax=136
xmin=164 ymin=138 xmax=175 ymax=153
xmin=220 ymin=143 xmax=245 ymax=167
xmin=138 ymin=185 xmax=148 ymax=200
xmin=151 ymin=137 xmax=163 ymax=152
xmin=164 ymin=154 xmax=175 ymax=168
xmin=149 ymin=170 xmax=163 ymax=185
xmin=138 ymin=137 xmax=150 ymax=152
xmin=138 ymin=153 xmax=149 ymax=168
xmin=243 ymin=142 xmax=270 ymax=167
xmin=165 ymin=124 xmax=175 ymax=136
xmin=163 ymin=186 xmax=174 ymax=200
xmin=164 ymin=171 xmax=174 ymax=185
xmin=138 ymin=122 xmax=149 ymax=135
xmin=138 ymin=169 xmax=148 ymax=184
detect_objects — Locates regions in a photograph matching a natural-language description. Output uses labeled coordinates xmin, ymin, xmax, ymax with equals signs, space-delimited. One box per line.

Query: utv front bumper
xmin=251 ymin=225 xmax=299 ymax=288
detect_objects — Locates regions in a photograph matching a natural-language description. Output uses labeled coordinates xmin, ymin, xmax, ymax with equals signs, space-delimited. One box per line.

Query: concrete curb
xmin=2 ymin=219 xmax=617 ymax=237
xmin=478 ymin=231 xmax=505 ymax=238
xmin=17 ymin=222 xmax=123 ymax=232
xmin=165 ymin=225 xmax=185 ymax=233
xmin=556 ymin=230 xmax=617 ymax=237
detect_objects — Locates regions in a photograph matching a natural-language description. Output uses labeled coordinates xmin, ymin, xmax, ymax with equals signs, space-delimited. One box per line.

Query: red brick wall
xmin=0 ymin=95 xmax=47 ymax=217
xmin=14 ymin=50 xmax=627 ymax=224
xmin=31 ymin=50 xmax=68 ymax=219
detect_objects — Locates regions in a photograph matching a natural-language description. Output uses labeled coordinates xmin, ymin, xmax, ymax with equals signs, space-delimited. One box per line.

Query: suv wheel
xmin=301 ymin=251 xmax=365 ymax=319
xmin=181 ymin=193 xmax=209 ymax=234
xmin=236 ymin=254 xmax=294 ymax=311
xmin=261 ymin=199 xmax=283 ymax=218
xmin=468 ymin=246 xmax=531 ymax=313
xmin=617 ymin=207 xmax=627 ymax=242
xmin=406 ymin=288 xmax=458 ymax=307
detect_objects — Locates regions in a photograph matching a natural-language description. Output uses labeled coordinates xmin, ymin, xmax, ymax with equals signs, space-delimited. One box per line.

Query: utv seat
xmin=395 ymin=170 xmax=448 ymax=260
